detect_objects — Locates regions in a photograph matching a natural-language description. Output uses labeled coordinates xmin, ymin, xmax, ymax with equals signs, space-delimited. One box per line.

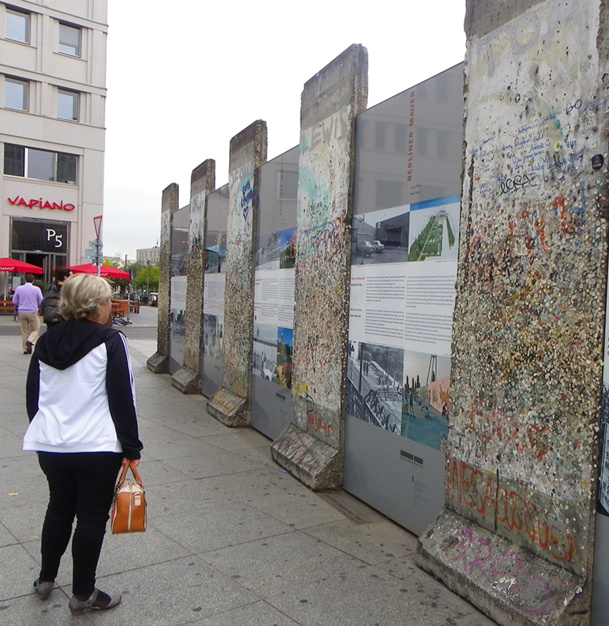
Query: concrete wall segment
xmin=419 ymin=0 xmax=609 ymax=623
xmin=148 ymin=182 xmax=179 ymax=374
xmin=271 ymin=45 xmax=368 ymax=489
xmin=465 ymin=0 xmax=546 ymax=39
xmin=292 ymin=45 xmax=368 ymax=449
xmin=172 ymin=159 xmax=215 ymax=393
xmin=222 ymin=120 xmax=267 ymax=400
xmin=301 ymin=44 xmax=369 ymax=130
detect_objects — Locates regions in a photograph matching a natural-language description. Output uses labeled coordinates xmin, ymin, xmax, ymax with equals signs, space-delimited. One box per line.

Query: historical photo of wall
xmin=351 ymin=205 xmax=410 ymax=265
xmin=203 ymin=313 xmax=222 ymax=358
xmin=279 ymin=227 xmax=296 ymax=269
xmin=276 ymin=326 xmax=293 ymax=389
xmin=253 ymin=323 xmax=293 ymax=390
xmin=205 ymin=244 xmax=226 ymax=273
xmin=256 ymin=231 xmax=280 ymax=270
xmin=400 ymin=350 xmax=450 ymax=450
xmin=253 ymin=322 xmax=278 ymax=383
xmin=407 ymin=197 xmax=460 ymax=262
xmin=346 ymin=341 xmax=405 ymax=434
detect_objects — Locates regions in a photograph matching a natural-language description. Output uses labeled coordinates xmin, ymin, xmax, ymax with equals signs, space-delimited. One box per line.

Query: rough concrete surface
xmin=0 ymin=314 xmax=496 ymax=625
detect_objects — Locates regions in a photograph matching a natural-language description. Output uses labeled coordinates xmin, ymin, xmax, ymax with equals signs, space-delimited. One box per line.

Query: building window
xmin=6 ymin=7 xmax=30 ymax=43
xmin=5 ymin=77 xmax=28 ymax=111
xmin=3 ymin=144 xmax=77 ymax=184
xmin=59 ymin=23 xmax=80 ymax=56
xmin=4 ymin=144 xmax=24 ymax=176
xmin=57 ymin=89 xmax=79 ymax=120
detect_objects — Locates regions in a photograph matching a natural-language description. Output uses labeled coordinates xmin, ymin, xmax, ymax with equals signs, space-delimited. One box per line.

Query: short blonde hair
xmin=59 ymin=273 xmax=112 ymax=321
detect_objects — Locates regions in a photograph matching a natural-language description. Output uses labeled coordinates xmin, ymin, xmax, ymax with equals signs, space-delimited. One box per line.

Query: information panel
xmin=344 ymin=64 xmax=465 ymax=534
xmin=201 ymin=184 xmax=228 ymax=398
xmin=592 ymin=260 xmax=609 ymax=623
xmin=251 ymin=147 xmax=298 ymax=439
xmin=169 ymin=204 xmax=189 ymax=374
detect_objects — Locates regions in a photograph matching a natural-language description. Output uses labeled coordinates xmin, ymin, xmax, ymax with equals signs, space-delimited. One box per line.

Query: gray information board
xmin=169 ymin=204 xmax=189 ymax=375
xmin=251 ymin=147 xmax=299 ymax=440
xmin=344 ymin=63 xmax=464 ymax=534
xmin=201 ymin=184 xmax=228 ymax=398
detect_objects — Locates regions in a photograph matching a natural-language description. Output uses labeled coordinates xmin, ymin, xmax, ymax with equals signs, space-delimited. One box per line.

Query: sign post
xmin=93 ymin=216 xmax=102 ymax=275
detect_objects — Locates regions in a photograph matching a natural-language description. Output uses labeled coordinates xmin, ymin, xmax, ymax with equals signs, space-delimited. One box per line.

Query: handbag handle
xmin=116 ymin=460 xmax=143 ymax=487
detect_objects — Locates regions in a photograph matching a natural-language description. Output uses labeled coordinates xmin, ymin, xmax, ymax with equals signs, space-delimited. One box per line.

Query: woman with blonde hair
xmin=23 ymin=273 xmax=143 ymax=615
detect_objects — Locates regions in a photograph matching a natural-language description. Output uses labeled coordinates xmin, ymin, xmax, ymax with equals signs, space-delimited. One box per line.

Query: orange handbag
xmin=110 ymin=461 xmax=147 ymax=534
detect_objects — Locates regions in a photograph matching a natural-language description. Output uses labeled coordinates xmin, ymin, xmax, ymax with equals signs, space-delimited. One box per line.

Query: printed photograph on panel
xmin=351 ymin=206 xmax=410 ymax=265
xmin=279 ymin=228 xmax=296 ymax=269
xmin=256 ymin=228 xmax=281 ymax=269
xmin=203 ymin=314 xmax=222 ymax=357
xmin=276 ymin=326 xmax=293 ymax=389
xmin=346 ymin=341 xmax=405 ymax=434
xmin=599 ymin=384 xmax=609 ymax=516
xmin=407 ymin=200 xmax=459 ymax=262
xmin=400 ymin=350 xmax=450 ymax=450
xmin=205 ymin=244 xmax=226 ymax=274
xmin=253 ymin=323 xmax=278 ymax=382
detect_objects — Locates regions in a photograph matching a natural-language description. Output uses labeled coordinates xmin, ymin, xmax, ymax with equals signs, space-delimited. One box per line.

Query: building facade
xmin=136 ymin=246 xmax=160 ymax=265
xmin=0 ymin=0 xmax=107 ymax=291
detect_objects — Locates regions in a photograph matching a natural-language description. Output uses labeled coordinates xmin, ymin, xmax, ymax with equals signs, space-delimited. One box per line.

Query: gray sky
xmin=102 ymin=1 xmax=466 ymax=261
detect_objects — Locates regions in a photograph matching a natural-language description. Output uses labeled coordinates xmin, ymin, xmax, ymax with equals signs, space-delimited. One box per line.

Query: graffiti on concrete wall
xmin=446 ymin=455 xmax=584 ymax=575
xmin=450 ymin=0 xmax=608 ymax=572
xmin=292 ymin=105 xmax=353 ymax=443
xmin=224 ymin=162 xmax=256 ymax=397
xmin=442 ymin=526 xmax=578 ymax=617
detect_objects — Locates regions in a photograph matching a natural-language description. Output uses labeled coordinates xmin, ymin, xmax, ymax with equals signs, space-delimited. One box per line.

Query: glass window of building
xmin=5 ymin=77 xmax=28 ymax=110
xmin=56 ymin=152 xmax=77 ymax=183
xmin=3 ymin=144 xmax=77 ymax=184
xmin=3 ymin=144 xmax=25 ymax=176
xmin=57 ymin=88 xmax=79 ymax=120
xmin=28 ymin=148 xmax=55 ymax=181
xmin=59 ymin=23 xmax=80 ymax=56
xmin=6 ymin=8 xmax=30 ymax=43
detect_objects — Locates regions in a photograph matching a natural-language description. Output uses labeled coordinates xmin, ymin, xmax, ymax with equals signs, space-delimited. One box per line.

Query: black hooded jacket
xmin=25 ymin=320 xmax=142 ymax=459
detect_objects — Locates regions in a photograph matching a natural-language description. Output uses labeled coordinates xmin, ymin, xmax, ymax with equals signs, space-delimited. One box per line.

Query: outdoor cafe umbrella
xmin=0 ymin=258 xmax=44 ymax=299
xmin=69 ymin=263 xmax=130 ymax=280
xmin=0 ymin=258 xmax=43 ymax=274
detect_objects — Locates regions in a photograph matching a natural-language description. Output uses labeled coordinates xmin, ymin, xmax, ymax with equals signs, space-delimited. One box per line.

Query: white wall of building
xmin=0 ymin=0 xmax=107 ymax=289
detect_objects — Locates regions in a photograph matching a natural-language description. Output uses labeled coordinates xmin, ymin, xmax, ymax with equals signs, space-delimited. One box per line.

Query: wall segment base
xmin=171 ymin=366 xmax=200 ymax=394
xmin=271 ymin=423 xmax=343 ymax=490
xmin=416 ymin=509 xmax=589 ymax=626
xmin=147 ymin=352 xmax=169 ymax=374
xmin=207 ymin=387 xmax=249 ymax=427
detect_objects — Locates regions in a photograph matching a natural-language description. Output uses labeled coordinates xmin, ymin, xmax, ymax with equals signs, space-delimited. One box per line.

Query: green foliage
xmin=133 ymin=264 xmax=159 ymax=291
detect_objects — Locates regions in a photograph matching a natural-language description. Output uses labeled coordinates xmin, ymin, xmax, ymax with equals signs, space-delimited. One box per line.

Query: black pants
xmin=37 ymin=452 xmax=123 ymax=595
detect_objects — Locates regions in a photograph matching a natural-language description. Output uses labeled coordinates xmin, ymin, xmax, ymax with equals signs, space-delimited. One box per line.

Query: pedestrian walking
xmin=12 ymin=273 xmax=43 ymax=354
xmin=23 ymin=273 xmax=143 ymax=615
xmin=40 ymin=267 xmax=72 ymax=328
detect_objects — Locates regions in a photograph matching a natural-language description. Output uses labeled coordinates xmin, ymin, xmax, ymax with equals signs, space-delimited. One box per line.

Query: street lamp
xmin=146 ymin=259 xmax=150 ymax=297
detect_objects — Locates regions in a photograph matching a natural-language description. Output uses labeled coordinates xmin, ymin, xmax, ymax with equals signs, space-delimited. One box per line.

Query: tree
xmin=133 ymin=265 xmax=159 ymax=292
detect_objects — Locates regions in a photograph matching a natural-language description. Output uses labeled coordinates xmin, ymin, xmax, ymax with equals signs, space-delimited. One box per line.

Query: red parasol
xmin=70 ymin=263 xmax=130 ymax=279
xmin=0 ymin=258 xmax=43 ymax=274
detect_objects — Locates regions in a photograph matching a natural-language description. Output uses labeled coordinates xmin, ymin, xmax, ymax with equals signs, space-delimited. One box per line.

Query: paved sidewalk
xmin=0 ymin=312 xmax=495 ymax=625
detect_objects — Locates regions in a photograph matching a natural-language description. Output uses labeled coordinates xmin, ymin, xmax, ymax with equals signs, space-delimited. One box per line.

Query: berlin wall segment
xmin=148 ymin=183 xmax=179 ymax=374
xmin=171 ymin=159 xmax=216 ymax=393
xmin=271 ymin=45 xmax=368 ymax=490
xmin=207 ymin=121 xmax=267 ymax=426
xmin=417 ymin=1 xmax=609 ymax=624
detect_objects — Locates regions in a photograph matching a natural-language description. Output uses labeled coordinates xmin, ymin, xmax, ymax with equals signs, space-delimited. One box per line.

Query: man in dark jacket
xmin=40 ymin=267 xmax=72 ymax=328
